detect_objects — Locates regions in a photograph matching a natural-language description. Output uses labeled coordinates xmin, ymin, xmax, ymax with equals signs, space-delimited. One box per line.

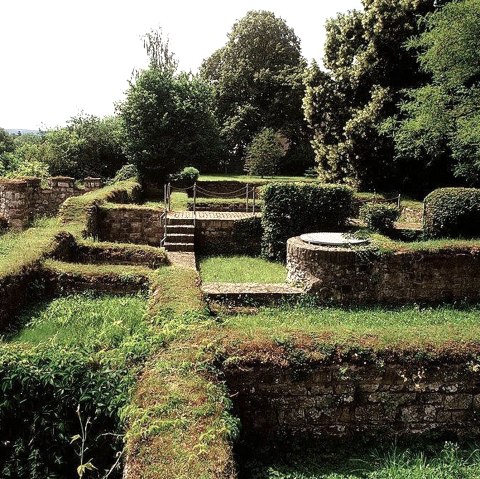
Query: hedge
xmin=360 ymin=203 xmax=399 ymax=233
xmin=261 ymin=183 xmax=353 ymax=261
xmin=424 ymin=188 xmax=480 ymax=238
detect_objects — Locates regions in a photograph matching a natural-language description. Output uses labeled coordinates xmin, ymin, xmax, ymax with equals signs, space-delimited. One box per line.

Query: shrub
xmin=110 ymin=163 xmax=138 ymax=183
xmin=244 ymin=128 xmax=285 ymax=177
xmin=170 ymin=166 xmax=200 ymax=186
xmin=360 ymin=203 xmax=400 ymax=232
xmin=261 ymin=183 xmax=353 ymax=261
xmin=424 ymin=187 xmax=480 ymax=238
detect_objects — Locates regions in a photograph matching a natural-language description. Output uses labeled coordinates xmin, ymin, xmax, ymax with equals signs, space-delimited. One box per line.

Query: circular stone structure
xmin=300 ymin=232 xmax=370 ymax=247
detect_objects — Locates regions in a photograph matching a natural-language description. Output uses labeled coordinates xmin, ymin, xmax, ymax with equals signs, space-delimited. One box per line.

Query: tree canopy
xmin=304 ymin=0 xmax=436 ymax=192
xmin=200 ymin=10 xmax=311 ymax=173
xmin=119 ymin=68 xmax=220 ymax=182
xmin=392 ymin=0 xmax=480 ymax=186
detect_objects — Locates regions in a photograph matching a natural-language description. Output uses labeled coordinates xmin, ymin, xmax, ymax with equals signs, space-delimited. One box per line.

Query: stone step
xmin=201 ymin=282 xmax=305 ymax=306
xmin=166 ymin=224 xmax=195 ymax=234
xmin=166 ymin=233 xmax=195 ymax=243
xmin=165 ymin=242 xmax=195 ymax=252
xmin=167 ymin=217 xmax=195 ymax=225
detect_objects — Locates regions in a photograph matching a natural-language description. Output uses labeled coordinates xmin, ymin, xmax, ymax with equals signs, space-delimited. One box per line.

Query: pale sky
xmin=0 ymin=0 xmax=362 ymax=130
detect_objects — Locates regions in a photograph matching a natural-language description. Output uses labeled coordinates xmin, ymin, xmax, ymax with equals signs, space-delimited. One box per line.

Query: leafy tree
xmin=244 ymin=128 xmax=285 ymax=177
xmin=304 ymin=0 xmax=436 ymax=192
xmin=119 ymin=68 xmax=220 ymax=183
xmin=392 ymin=0 xmax=480 ymax=186
xmin=44 ymin=114 xmax=127 ymax=178
xmin=0 ymin=128 xmax=15 ymax=176
xmin=200 ymin=10 xmax=311 ymax=173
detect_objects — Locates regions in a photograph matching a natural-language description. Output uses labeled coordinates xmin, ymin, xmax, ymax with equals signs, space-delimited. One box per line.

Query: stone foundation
xmin=225 ymin=359 xmax=480 ymax=442
xmin=0 ymin=176 xmax=101 ymax=230
xmin=97 ymin=206 xmax=164 ymax=246
xmin=287 ymin=236 xmax=480 ymax=304
xmin=195 ymin=216 xmax=262 ymax=255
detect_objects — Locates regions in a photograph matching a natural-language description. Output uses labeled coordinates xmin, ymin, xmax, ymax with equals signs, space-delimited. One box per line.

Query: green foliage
xmin=424 ymin=187 xmax=480 ymax=238
xmin=0 ymin=294 xmax=150 ymax=478
xmin=392 ymin=0 xmax=480 ymax=186
xmin=169 ymin=166 xmax=200 ymax=185
xmin=304 ymin=0 xmax=435 ymax=191
xmin=241 ymin=442 xmax=480 ymax=479
xmin=200 ymin=10 xmax=310 ymax=173
xmin=360 ymin=203 xmax=400 ymax=232
xmin=199 ymin=255 xmax=286 ymax=283
xmin=1 ymin=115 xmax=127 ymax=180
xmin=244 ymin=128 xmax=285 ymax=177
xmin=110 ymin=164 xmax=138 ymax=184
xmin=119 ymin=68 xmax=220 ymax=183
xmin=261 ymin=183 xmax=353 ymax=261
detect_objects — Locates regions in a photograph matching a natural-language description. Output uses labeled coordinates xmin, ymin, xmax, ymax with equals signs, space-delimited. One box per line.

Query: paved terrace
xmin=167 ymin=211 xmax=261 ymax=220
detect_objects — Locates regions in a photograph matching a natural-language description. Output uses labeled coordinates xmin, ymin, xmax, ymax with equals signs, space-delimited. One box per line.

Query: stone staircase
xmin=164 ymin=217 xmax=195 ymax=252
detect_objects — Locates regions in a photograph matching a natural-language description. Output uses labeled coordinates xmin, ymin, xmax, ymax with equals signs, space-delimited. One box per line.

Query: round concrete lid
xmin=300 ymin=232 xmax=370 ymax=247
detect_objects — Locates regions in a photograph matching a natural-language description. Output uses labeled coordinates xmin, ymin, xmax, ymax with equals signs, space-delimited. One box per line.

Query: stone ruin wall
xmin=0 ymin=176 xmax=102 ymax=230
xmin=287 ymin=236 xmax=480 ymax=304
xmin=225 ymin=360 xmax=480 ymax=443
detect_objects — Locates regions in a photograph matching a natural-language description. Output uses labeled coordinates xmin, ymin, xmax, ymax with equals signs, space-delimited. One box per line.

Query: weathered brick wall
xmin=195 ymin=216 xmax=262 ymax=255
xmin=0 ymin=177 xmax=101 ymax=230
xmin=287 ymin=236 xmax=480 ymax=303
xmin=225 ymin=361 xmax=480 ymax=442
xmin=97 ymin=206 xmax=164 ymax=246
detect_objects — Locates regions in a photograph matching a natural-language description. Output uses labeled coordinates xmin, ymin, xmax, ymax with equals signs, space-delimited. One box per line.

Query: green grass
xmin=221 ymin=304 xmax=480 ymax=348
xmin=0 ymin=217 xmax=63 ymax=277
xmin=7 ymin=294 xmax=148 ymax=348
xmin=199 ymin=255 xmax=286 ymax=283
xmin=199 ymin=174 xmax=318 ymax=183
xmin=241 ymin=442 xmax=480 ymax=479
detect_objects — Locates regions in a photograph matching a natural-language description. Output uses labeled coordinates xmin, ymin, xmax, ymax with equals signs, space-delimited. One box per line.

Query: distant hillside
xmin=6 ymin=129 xmax=41 ymax=135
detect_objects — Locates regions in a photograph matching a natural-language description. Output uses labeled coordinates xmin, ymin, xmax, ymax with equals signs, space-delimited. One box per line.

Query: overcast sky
xmin=0 ymin=0 xmax=362 ymax=130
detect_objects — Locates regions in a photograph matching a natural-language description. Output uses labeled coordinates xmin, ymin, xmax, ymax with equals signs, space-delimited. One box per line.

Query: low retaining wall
xmin=195 ymin=216 xmax=262 ymax=255
xmin=225 ymin=358 xmax=480 ymax=442
xmin=287 ymin=236 xmax=480 ymax=303
xmin=0 ymin=177 xmax=101 ymax=230
xmin=97 ymin=206 xmax=164 ymax=246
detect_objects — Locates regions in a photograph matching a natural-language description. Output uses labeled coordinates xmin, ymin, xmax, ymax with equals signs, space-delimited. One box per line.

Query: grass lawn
xmin=219 ymin=304 xmax=480 ymax=349
xmin=8 ymin=293 xmax=148 ymax=348
xmin=199 ymin=174 xmax=317 ymax=183
xmin=241 ymin=442 xmax=480 ymax=479
xmin=199 ymin=255 xmax=286 ymax=283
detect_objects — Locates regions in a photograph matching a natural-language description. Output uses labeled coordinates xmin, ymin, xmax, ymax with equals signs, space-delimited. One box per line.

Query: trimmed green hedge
xmin=261 ymin=183 xmax=353 ymax=261
xmin=360 ymin=203 xmax=399 ymax=232
xmin=424 ymin=188 xmax=480 ymax=238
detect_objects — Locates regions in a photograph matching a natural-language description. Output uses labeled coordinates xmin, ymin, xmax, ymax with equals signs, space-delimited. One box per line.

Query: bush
xmin=170 ymin=166 xmax=200 ymax=186
xmin=424 ymin=187 xmax=480 ymax=238
xmin=110 ymin=163 xmax=138 ymax=184
xmin=261 ymin=183 xmax=353 ymax=261
xmin=360 ymin=203 xmax=400 ymax=232
xmin=244 ymin=128 xmax=285 ymax=177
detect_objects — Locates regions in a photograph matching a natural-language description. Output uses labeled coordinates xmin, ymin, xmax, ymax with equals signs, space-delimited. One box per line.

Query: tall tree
xmin=200 ymin=10 xmax=311 ymax=173
xmin=119 ymin=68 xmax=220 ymax=183
xmin=304 ymin=0 xmax=436 ymax=192
xmin=392 ymin=0 xmax=480 ymax=186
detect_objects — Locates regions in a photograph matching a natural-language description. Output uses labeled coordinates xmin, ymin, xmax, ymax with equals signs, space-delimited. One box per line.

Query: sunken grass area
xmin=218 ymin=303 xmax=480 ymax=349
xmin=199 ymin=255 xmax=286 ymax=284
xmin=8 ymin=293 xmax=148 ymax=347
xmin=240 ymin=442 xmax=480 ymax=479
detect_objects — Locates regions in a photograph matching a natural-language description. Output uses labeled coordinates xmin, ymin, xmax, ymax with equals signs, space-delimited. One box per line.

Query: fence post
xmin=252 ymin=186 xmax=256 ymax=215
xmin=397 ymin=194 xmax=401 ymax=209
xmin=168 ymin=183 xmax=171 ymax=212
xmin=246 ymin=184 xmax=249 ymax=213
xmin=193 ymin=182 xmax=197 ymax=226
